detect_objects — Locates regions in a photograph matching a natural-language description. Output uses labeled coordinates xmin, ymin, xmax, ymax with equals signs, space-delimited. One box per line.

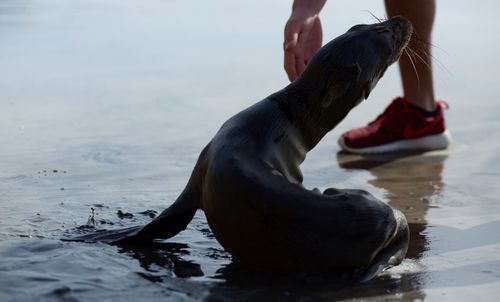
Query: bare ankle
xmin=404 ymin=95 xmax=436 ymax=111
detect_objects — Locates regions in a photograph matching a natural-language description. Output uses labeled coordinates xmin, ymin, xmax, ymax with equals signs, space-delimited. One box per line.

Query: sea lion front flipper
xmin=116 ymin=144 xmax=210 ymax=244
xmin=66 ymin=143 xmax=210 ymax=245
xmin=64 ymin=225 xmax=145 ymax=243
xmin=116 ymin=187 xmax=199 ymax=245
xmin=65 ymin=187 xmax=199 ymax=245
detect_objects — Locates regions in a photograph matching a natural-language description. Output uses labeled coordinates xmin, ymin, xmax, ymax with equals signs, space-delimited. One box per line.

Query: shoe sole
xmin=338 ymin=130 xmax=452 ymax=154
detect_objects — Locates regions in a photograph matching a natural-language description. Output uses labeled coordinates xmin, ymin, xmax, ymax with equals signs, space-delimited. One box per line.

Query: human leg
xmin=385 ymin=0 xmax=436 ymax=111
xmin=337 ymin=0 xmax=450 ymax=154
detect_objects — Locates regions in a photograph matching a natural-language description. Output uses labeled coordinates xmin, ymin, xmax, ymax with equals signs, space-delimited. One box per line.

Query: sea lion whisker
xmin=411 ymin=32 xmax=450 ymax=55
xmin=418 ymin=44 xmax=452 ymax=76
xmin=405 ymin=44 xmax=419 ymax=64
xmin=404 ymin=48 xmax=421 ymax=89
xmin=362 ymin=10 xmax=386 ymax=24
xmin=406 ymin=46 xmax=432 ymax=72
xmin=410 ymin=34 xmax=452 ymax=76
xmin=407 ymin=45 xmax=452 ymax=80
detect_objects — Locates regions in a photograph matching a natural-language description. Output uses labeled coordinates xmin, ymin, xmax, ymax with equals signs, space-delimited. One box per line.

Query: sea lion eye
xmin=374 ymin=25 xmax=390 ymax=33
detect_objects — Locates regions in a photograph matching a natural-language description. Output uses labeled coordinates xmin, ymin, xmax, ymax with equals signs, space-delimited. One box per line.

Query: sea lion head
xmin=274 ymin=16 xmax=412 ymax=149
xmin=299 ymin=16 xmax=413 ymax=109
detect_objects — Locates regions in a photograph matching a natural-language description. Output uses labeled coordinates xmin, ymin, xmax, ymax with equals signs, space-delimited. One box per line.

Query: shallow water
xmin=1 ymin=0 xmax=500 ymax=301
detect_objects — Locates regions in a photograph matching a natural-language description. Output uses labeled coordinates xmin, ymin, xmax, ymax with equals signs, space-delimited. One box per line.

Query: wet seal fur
xmin=76 ymin=17 xmax=413 ymax=281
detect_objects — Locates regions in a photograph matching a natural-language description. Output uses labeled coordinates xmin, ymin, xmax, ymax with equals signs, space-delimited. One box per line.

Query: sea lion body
xmin=79 ymin=17 xmax=413 ymax=279
xmin=198 ymin=98 xmax=407 ymax=273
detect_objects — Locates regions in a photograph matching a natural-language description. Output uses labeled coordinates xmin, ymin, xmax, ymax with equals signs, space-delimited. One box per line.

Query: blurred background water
xmin=1 ymin=1 xmax=500 ymax=301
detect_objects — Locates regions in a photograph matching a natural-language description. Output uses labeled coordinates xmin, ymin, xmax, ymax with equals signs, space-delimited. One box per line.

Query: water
xmin=1 ymin=0 xmax=500 ymax=301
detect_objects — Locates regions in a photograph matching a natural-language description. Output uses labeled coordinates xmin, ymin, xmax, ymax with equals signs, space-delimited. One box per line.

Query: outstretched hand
xmin=284 ymin=8 xmax=323 ymax=81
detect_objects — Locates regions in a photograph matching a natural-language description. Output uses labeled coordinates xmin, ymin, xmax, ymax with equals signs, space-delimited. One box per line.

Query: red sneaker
xmin=338 ymin=97 xmax=451 ymax=154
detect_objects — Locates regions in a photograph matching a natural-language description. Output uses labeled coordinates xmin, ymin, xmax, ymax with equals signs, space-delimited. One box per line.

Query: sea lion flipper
xmin=116 ymin=187 xmax=199 ymax=245
xmin=63 ymin=225 xmax=144 ymax=243
xmin=357 ymin=209 xmax=409 ymax=282
xmin=120 ymin=144 xmax=210 ymax=244
xmin=68 ymin=144 xmax=209 ymax=245
xmin=65 ymin=187 xmax=199 ymax=245
xmin=119 ymin=145 xmax=212 ymax=244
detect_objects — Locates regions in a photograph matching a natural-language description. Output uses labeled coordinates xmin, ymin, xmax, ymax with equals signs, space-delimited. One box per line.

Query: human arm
xmin=283 ymin=0 xmax=327 ymax=81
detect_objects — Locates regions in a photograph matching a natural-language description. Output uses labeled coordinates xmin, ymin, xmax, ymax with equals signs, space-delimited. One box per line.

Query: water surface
xmin=1 ymin=1 xmax=500 ymax=301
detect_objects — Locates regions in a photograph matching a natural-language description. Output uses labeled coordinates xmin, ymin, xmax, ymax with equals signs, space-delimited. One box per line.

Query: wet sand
xmin=1 ymin=0 xmax=500 ymax=301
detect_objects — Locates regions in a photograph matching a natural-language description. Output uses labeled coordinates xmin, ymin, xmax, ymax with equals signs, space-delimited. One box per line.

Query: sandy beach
xmin=1 ymin=0 xmax=500 ymax=301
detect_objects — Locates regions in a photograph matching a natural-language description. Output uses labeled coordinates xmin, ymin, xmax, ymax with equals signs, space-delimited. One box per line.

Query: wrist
xmin=292 ymin=0 xmax=326 ymax=16
xmin=291 ymin=7 xmax=317 ymax=21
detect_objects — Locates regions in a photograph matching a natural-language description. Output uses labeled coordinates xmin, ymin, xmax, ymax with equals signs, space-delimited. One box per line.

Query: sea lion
xmin=78 ymin=16 xmax=413 ymax=280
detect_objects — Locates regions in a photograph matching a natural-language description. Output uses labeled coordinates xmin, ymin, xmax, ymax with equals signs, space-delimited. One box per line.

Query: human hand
xmin=283 ymin=8 xmax=323 ymax=81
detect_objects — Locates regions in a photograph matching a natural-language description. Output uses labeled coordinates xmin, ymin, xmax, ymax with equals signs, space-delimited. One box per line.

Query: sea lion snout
xmin=388 ymin=16 xmax=413 ymax=39
xmin=385 ymin=16 xmax=413 ymax=62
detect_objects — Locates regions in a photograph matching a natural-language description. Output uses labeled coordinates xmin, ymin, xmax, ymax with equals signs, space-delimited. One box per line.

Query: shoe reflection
xmin=336 ymin=150 xmax=448 ymax=259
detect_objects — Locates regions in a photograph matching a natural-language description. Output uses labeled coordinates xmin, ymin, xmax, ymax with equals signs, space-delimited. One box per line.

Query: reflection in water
xmin=337 ymin=151 xmax=447 ymax=258
xmin=119 ymin=242 xmax=204 ymax=280
xmin=337 ymin=150 xmax=448 ymax=300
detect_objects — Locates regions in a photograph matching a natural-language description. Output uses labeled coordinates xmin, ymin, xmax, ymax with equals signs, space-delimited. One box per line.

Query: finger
xmin=296 ymin=15 xmax=316 ymax=47
xmin=284 ymin=51 xmax=298 ymax=81
xmin=284 ymin=20 xmax=300 ymax=51
xmin=284 ymin=33 xmax=299 ymax=52
xmin=303 ymin=49 xmax=315 ymax=65
xmin=295 ymin=58 xmax=307 ymax=78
